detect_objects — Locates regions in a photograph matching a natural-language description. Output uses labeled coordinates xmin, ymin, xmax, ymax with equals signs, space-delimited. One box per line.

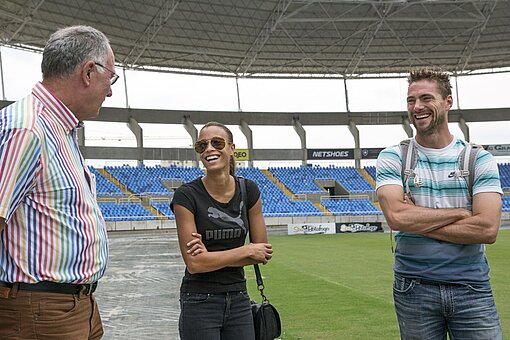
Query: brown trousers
xmin=0 ymin=283 xmax=103 ymax=339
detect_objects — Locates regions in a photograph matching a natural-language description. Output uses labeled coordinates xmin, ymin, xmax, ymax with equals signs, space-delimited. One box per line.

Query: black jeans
xmin=179 ymin=290 xmax=255 ymax=340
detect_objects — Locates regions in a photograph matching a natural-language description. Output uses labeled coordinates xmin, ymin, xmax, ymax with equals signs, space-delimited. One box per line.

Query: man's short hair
xmin=408 ymin=68 xmax=452 ymax=99
xmin=41 ymin=25 xmax=110 ymax=79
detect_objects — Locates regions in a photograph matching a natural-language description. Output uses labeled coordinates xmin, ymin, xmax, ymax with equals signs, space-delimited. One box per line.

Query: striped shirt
xmin=376 ymin=137 xmax=502 ymax=284
xmin=0 ymin=82 xmax=108 ymax=284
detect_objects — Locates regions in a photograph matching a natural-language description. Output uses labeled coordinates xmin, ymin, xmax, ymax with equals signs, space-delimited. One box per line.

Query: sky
xmin=2 ymin=45 xmax=510 ymax=168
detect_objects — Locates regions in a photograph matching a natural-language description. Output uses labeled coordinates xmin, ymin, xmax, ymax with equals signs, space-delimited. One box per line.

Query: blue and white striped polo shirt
xmin=376 ymin=137 xmax=502 ymax=284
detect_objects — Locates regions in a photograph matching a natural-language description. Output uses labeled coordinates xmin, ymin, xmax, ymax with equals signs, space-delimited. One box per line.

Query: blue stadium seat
xmin=498 ymin=163 xmax=510 ymax=190
xmin=236 ymin=168 xmax=322 ymax=217
xmin=98 ymin=202 xmax=157 ymax=221
xmin=88 ymin=166 xmax=124 ymax=196
xmin=502 ymin=196 xmax=510 ymax=213
xmin=364 ymin=165 xmax=376 ymax=182
xmin=94 ymin=165 xmax=387 ymax=219
xmin=104 ymin=164 xmax=204 ymax=195
xmin=321 ymin=198 xmax=382 ymax=216
xmin=268 ymin=165 xmax=375 ymax=195
xmin=152 ymin=202 xmax=175 ymax=219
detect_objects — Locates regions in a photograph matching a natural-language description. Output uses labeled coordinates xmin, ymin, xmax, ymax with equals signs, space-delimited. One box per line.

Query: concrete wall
xmin=106 ymin=212 xmax=510 ymax=232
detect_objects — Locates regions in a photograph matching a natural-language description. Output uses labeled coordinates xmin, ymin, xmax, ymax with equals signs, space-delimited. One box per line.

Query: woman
xmin=171 ymin=121 xmax=273 ymax=340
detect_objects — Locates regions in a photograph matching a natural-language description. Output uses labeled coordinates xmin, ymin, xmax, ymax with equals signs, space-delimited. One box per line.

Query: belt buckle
xmin=81 ymin=284 xmax=93 ymax=296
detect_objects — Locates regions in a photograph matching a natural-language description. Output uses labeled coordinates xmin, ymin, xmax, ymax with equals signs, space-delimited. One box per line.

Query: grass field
xmin=246 ymin=229 xmax=510 ymax=339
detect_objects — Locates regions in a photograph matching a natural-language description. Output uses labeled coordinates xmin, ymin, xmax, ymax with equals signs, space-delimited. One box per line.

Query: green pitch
xmin=246 ymin=229 xmax=510 ymax=339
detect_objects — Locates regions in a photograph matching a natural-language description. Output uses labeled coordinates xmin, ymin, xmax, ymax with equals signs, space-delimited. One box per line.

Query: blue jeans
xmin=393 ymin=275 xmax=502 ymax=340
xmin=179 ymin=290 xmax=255 ymax=340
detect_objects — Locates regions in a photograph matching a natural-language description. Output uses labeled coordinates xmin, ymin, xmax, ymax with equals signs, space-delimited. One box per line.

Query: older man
xmin=0 ymin=25 xmax=117 ymax=339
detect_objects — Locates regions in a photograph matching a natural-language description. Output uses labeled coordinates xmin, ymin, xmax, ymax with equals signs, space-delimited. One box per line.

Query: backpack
xmin=399 ymin=138 xmax=483 ymax=203
xmin=388 ymin=138 xmax=483 ymax=253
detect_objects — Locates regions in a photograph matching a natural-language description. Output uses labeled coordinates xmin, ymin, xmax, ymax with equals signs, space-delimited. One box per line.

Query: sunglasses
xmin=194 ymin=137 xmax=228 ymax=153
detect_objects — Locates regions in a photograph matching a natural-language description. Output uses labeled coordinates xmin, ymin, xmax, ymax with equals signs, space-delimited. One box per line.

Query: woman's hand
xmin=247 ymin=243 xmax=273 ymax=264
xmin=186 ymin=232 xmax=207 ymax=256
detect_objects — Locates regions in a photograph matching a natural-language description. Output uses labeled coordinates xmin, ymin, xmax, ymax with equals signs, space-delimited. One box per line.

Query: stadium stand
xmin=98 ymin=202 xmax=157 ymax=221
xmin=236 ymin=167 xmax=322 ymax=217
xmin=321 ymin=198 xmax=382 ymax=216
xmin=89 ymin=166 xmax=124 ymax=196
xmin=503 ymin=196 xmax=510 ymax=212
xmin=152 ymin=202 xmax=175 ymax=219
xmin=503 ymin=197 xmax=510 ymax=212
xmin=104 ymin=164 xmax=203 ymax=195
xmin=498 ymin=163 xmax=510 ymax=190
xmin=92 ymin=163 xmax=510 ymax=221
xmin=268 ymin=165 xmax=375 ymax=194
xmin=364 ymin=166 xmax=377 ymax=182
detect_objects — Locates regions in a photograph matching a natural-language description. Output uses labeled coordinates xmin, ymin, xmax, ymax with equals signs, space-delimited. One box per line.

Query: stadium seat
xmin=104 ymin=164 xmax=203 ymax=195
xmin=268 ymin=165 xmax=375 ymax=195
xmin=236 ymin=168 xmax=322 ymax=217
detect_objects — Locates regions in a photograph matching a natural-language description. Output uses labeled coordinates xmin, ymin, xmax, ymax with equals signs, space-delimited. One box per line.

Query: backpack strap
xmin=393 ymin=138 xmax=419 ymax=254
xmin=399 ymin=138 xmax=419 ymax=192
xmin=457 ymin=143 xmax=483 ymax=202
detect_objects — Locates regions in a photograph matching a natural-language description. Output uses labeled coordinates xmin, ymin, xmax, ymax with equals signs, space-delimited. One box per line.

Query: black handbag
xmin=238 ymin=177 xmax=282 ymax=340
xmin=251 ymin=264 xmax=282 ymax=340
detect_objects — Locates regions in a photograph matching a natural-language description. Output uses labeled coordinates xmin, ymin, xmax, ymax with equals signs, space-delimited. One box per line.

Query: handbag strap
xmin=238 ymin=176 xmax=268 ymax=303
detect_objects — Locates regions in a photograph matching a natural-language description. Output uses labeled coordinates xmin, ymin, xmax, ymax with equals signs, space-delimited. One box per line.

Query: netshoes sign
xmin=307 ymin=149 xmax=353 ymax=159
xmin=307 ymin=148 xmax=385 ymax=159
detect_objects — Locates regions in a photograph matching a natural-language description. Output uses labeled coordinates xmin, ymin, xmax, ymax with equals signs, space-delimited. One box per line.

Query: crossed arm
xmin=377 ymin=184 xmax=501 ymax=244
xmin=174 ymin=198 xmax=273 ymax=274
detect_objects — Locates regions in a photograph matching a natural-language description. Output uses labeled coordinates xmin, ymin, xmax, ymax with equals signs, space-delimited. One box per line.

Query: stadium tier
xmin=498 ymin=163 xmax=510 ymax=190
xmin=503 ymin=196 xmax=510 ymax=212
xmin=321 ymin=198 xmax=382 ymax=216
xmin=268 ymin=165 xmax=375 ymax=194
xmin=98 ymin=202 xmax=157 ymax=221
xmin=88 ymin=166 xmax=124 ymax=196
xmin=236 ymin=168 xmax=322 ymax=217
xmin=364 ymin=166 xmax=377 ymax=182
xmin=104 ymin=164 xmax=203 ymax=195
xmin=93 ymin=164 xmax=510 ymax=221
xmin=152 ymin=202 xmax=175 ymax=219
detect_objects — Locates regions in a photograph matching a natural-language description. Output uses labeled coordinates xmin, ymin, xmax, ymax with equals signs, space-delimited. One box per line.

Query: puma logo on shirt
xmin=205 ymin=201 xmax=247 ymax=241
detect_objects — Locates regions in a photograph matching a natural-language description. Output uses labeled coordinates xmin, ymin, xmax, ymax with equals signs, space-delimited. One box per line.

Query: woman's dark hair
xmin=200 ymin=121 xmax=235 ymax=176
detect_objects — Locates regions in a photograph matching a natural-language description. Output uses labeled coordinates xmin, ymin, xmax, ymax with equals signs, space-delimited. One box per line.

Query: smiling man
xmin=376 ymin=68 xmax=503 ymax=339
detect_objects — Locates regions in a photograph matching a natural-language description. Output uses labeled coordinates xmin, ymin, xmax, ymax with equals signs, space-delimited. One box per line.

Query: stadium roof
xmin=1 ymin=0 xmax=510 ymax=78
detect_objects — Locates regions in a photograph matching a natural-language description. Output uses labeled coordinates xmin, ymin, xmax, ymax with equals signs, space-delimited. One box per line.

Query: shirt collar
xmin=32 ymin=82 xmax=81 ymax=133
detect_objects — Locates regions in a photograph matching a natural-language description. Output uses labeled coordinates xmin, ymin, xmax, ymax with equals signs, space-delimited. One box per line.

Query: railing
xmin=320 ymin=194 xmax=370 ymax=201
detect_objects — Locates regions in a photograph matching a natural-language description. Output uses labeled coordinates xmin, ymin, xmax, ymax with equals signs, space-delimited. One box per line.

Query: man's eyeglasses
xmin=194 ymin=137 xmax=228 ymax=154
xmin=95 ymin=62 xmax=119 ymax=85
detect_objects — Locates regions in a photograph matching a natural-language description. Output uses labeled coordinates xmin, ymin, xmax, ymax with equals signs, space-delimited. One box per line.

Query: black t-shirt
xmin=170 ymin=176 xmax=260 ymax=293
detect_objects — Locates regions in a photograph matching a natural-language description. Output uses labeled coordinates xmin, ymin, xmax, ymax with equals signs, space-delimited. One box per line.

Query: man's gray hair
xmin=41 ymin=25 xmax=111 ymax=79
